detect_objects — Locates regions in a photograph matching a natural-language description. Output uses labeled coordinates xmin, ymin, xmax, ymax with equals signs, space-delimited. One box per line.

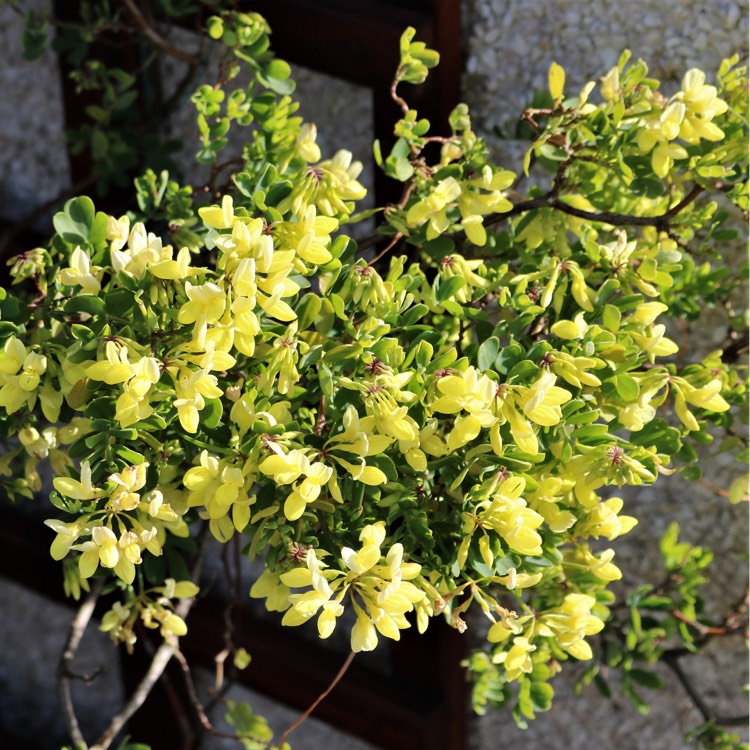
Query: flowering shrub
xmin=3 ymin=6 xmax=748 ymax=749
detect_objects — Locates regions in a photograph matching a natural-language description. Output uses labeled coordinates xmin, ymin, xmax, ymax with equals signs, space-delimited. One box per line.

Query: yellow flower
xmin=565 ymin=546 xmax=622 ymax=581
xmin=275 ymin=205 xmax=339 ymax=267
xmin=112 ymin=222 xmax=179 ymax=279
xmin=437 ymin=254 xmax=488 ymax=302
xmin=279 ymin=524 xmax=426 ymax=652
xmin=250 ymin=568 xmax=293 ymax=612
xmin=549 ymin=61 xmax=565 ymax=102
xmin=86 ymin=341 xmax=134 ymax=384
xmin=114 ymin=356 xmax=161 ymax=428
xmin=179 ymin=281 xmax=226 ymax=327
xmin=278 ymin=150 xmax=366 ymax=217
xmin=198 ymin=194 xmax=239 ymax=229
xmin=106 ymin=214 xmax=130 ymax=251
xmin=520 ymin=370 xmax=571 ymax=427
xmin=537 ymin=593 xmax=604 ymax=660
xmin=550 ymin=312 xmax=589 ymax=341
xmin=477 ymin=477 xmax=544 ymax=556
xmin=108 ymin=463 xmax=149 ymax=512
xmin=677 ymin=68 xmax=728 ymax=143
xmin=457 ymin=167 xmax=514 ymax=246
xmin=502 ymin=636 xmax=536 ymax=681
xmin=295 ymin=123 xmax=322 ymax=162
xmin=0 ymin=338 xmax=47 ymax=415
xmin=53 ymin=460 xmax=105 ymax=502
xmin=74 ymin=525 xmax=119 ymax=578
xmin=575 ymin=497 xmax=638 ymax=540
xmin=259 ymin=449 xmax=333 ymax=520
xmin=45 ymin=517 xmax=85 ymax=560
xmin=58 ymin=247 xmax=101 ymax=294
xmin=406 ymin=177 xmax=462 ymax=239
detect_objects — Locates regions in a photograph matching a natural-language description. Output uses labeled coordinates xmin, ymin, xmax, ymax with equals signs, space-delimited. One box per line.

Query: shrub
xmin=2 ymin=5 xmax=748 ymax=749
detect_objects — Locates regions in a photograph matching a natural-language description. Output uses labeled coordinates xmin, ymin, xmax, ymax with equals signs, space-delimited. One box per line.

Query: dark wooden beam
xmin=233 ymin=0 xmax=463 ymax=204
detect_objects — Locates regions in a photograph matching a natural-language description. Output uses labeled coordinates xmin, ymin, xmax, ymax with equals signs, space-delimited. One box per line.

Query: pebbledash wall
xmin=0 ymin=1 xmax=747 ymax=749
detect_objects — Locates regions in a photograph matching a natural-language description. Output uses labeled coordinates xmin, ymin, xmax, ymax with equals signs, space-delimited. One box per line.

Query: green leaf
xmin=628 ymin=668 xmax=663 ymax=690
xmin=116 ymin=445 xmax=145 ymax=464
xmin=202 ymin=398 xmax=223 ymax=429
xmin=296 ymin=293 xmax=322 ymax=331
xmin=400 ymin=303 xmax=429 ymax=326
xmin=105 ymin=288 xmax=136 ymax=317
xmin=529 ymin=681 xmax=554 ymax=712
xmin=614 ymin=373 xmax=639 ymax=402
xmin=593 ymin=673 xmax=612 ymax=698
xmin=53 ymin=196 xmax=96 ymax=244
xmin=64 ymin=295 xmax=106 ymax=316
xmin=602 ymin=303 xmax=621 ymax=331
xmin=257 ymin=59 xmax=295 ymax=95
xmin=436 ymin=276 xmax=466 ymax=303
xmin=478 ymin=337 xmax=500 ymax=372
xmin=495 ymin=343 xmax=523 ymax=375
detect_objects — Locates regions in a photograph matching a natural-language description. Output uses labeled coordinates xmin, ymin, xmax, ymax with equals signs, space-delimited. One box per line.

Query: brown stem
xmin=662 ymin=652 xmax=748 ymax=727
xmin=92 ymin=637 xmax=181 ymax=750
xmin=314 ymin=395 xmax=327 ymax=436
xmin=365 ymin=232 xmax=404 ymax=268
xmin=122 ymin=0 xmax=199 ymax=65
xmin=58 ymin=579 xmax=104 ymax=750
xmin=92 ymin=530 xmax=210 ymax=750
xmin=485 ymin=183 xmax=705 ymax=231
xmin=390 ymin=78 xmax=410 ymax=117
xmin=173 ymin=648 xmax=244 ymax=740
xmin=670 ymin=609 xmax=741 ymax=637
xmin=697 ymin=479 xmax=748 ymax=502
xmin=278 ymin=651 xmax=356 ymax=748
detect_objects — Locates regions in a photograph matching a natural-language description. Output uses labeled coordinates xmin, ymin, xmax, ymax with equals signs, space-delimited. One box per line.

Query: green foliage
xmin=686 ymin=722 xmax=750 ymax=750
xmin=225 ymin=701 xmax=276 ymax=750
xmin=3 ymin=4 xmax=748 ymax=750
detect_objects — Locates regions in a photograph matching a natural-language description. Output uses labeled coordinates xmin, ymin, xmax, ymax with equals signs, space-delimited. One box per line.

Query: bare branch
xmin=390 ymin=79 xmax=410 ymax=117
xmin=662 ymin=652 xmax=748 ymax=727
xmin=58 ymin=579 xmax=104 ymax=750
xmin=122 ymin=0 xmax=199 ymax=65
xmin=91 ymin=636 xmax=181 ymax=750
xmin=278 ymin=651 xmax=356 ymax=748
xmin=485 ymin=184 xmax=705 ymax=231
xmin=91 ymin=530 xmax=211 ymax=750
xmin=365 ymin=232 xmax=404 ymax=268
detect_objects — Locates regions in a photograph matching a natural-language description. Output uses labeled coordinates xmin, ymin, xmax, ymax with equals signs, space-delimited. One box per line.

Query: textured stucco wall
xmin=0 ymin=2 xmax=747 ymax=749
xmin=459 ymin=2 xmax=749 ymax=748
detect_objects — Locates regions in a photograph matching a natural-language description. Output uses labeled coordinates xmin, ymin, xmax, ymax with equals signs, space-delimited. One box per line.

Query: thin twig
xmin=176 ymin=651 xmax=210 ymax=728
xmin=174 ymin=647 xmax=272 ymax=743
xmin=365 ymin=232 xmax=404 ymax=268
xmin=91 ymin=636 xmax=182 ymax=750
xmin=390 ymin=79 xmax=410 ymax=117
xmin=278 ymin=651 xmax=356 ymax=748
xmin=670 ymin=609 xmax=743 ymax=637
xmin=58 ymin=579 xmax=104 ymax=750
xmin=697 ymin=478 xmax=749 ymax=502
xmin=663 ymin=652 xmax=711 ymax=722
xmin=662 ymin=652 xmax=748 ymax=727
xmin=484 ymin=184 xmax=705 ymax=231
xmin=91 ymin=530 xmax=210 ymax=750
xmin=122 ymin=0 xmax=199 ymax=65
